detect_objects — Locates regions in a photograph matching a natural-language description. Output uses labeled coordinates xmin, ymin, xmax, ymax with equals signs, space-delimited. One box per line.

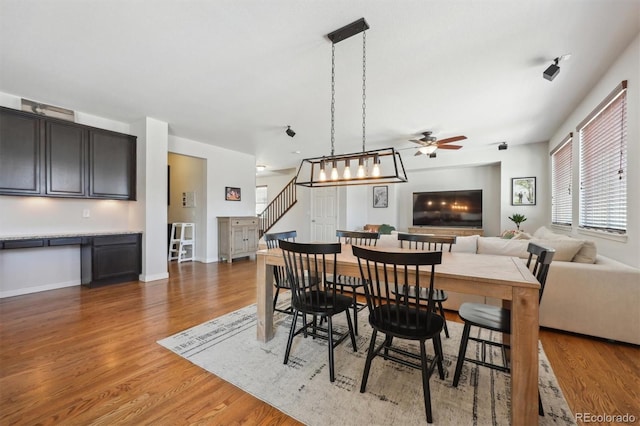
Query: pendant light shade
xmin=295 ymin=18 xmax=408 ymax=188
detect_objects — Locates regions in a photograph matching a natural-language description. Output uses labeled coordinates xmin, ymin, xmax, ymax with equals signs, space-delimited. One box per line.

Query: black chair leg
xmin=420 ymin=340 xmax=433 ymax=423
xmin=453 ymin=323 xmax=471 ymax=387
xmin=438 ymin=301 xmax=449 ymax=338
xmin=345 ymin=309 xmax=357 ymax=351
xmin=433 ymin=334 xmax=445 ymax=380
xmin=273 ymin=286 xmax=280 ymax=311
xmin=284 ymin=310 xmax=299 ymax=365
xmin=327 ymin=315 xmax=335 ymax=382
xmin=360 ymin=329 xmax=378 ymax=392
xmin=539 ymin=390 xmax=544 ymax=416
xmin=352 ymin=296 xmax=359 ymax=335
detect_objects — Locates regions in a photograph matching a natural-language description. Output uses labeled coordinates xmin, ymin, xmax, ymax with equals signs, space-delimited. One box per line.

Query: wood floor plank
xmin=0 ymin=259 xmax=636 ymax=425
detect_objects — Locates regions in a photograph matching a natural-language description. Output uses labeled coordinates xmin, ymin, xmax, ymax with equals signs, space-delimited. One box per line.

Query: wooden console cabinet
xmin=81 ymin=234 xmax=142 ymax=287
xmin=408 ymin=226 xmax=484 ymax=237
xmin=217 ymin=217 xmax=259 ymax=263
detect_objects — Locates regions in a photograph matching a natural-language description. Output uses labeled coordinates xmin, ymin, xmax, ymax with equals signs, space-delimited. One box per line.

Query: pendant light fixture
xmin=295 ymin=18 xmax=408 ymax=187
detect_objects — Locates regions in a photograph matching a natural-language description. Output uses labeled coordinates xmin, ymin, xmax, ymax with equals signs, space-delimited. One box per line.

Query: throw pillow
xmin=573 ymin=240 xmax=598 ymax=263
xmin=378 ymin=224 xmax=396 ymax=235
xmin=363 ymin=224 xmax=380 ymax=233
xmin=533 ymin=238 xmax=584 ymax=262
xmin=501 ymin=230 xmax=519 ymax=239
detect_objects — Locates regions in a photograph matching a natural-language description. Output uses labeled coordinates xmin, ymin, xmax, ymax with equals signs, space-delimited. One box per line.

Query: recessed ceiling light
xmin=256 ymin=165 xmax=266 ymax=172
xmin=292 ymin=150 xmax=301 ymax=154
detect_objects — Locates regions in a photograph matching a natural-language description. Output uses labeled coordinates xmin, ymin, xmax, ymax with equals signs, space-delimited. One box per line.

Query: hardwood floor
xmin=1 ymin=260 xmax=637 ymax=425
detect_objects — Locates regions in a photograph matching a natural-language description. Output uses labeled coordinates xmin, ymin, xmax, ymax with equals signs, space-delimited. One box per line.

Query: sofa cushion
xmin=477 ymin=237 xmax=530 ymax=258
xmin=451 ymin=235 xmax=478 ymax=253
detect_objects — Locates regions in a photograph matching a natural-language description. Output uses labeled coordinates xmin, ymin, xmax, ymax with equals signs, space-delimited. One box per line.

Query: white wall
xmin=168 ymin=135 xmax=256 ymax=262
xmin=548 ymin=33 xmax=639 ymax=267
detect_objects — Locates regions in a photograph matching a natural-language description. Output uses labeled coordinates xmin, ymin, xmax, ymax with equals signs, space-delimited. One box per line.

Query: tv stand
xmin=408 ymin=227 xmax=484 ymax=237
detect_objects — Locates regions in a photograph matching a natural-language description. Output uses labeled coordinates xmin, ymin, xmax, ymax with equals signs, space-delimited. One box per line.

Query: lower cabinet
xmin=217 ymin=216 xmax=259 ymax=263
xmin=81 ymin=233 xmax=142 ymax=287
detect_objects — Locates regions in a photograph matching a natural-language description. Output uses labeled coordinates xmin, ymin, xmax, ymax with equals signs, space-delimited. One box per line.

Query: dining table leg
xmin=256 ymin=254 xmax=275 ymax=342
xmin=510 ymin=286 xmax=540 ymax=425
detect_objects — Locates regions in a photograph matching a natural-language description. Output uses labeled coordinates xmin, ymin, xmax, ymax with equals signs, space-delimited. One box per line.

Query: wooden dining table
xmin=256 ymin=245 xmax=542 ymax=425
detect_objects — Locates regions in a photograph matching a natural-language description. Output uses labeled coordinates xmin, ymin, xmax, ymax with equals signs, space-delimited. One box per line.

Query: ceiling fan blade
xmin=438 ymin=135 xmax=467 ymax=144
xmin=414 ymin=151 xmax=425 ymax=156
xmin=438 ymin=144 xmax=462 ymax=150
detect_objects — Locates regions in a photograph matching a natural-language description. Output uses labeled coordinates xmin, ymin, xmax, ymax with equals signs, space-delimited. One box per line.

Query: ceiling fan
xmin=409 ymin=131 xmax=467 ymax=157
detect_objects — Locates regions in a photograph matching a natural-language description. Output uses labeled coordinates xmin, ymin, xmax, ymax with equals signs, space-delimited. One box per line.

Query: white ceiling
xmin=1 ymin=1 xmax=638 ymax=173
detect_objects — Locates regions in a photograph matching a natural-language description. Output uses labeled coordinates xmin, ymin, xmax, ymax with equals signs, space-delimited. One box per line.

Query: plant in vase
xmin=508 ymin=213 xmax=527 ymax=231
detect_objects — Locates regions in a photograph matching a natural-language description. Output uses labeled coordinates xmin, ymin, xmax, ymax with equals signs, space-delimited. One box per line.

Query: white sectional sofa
xmin=375 ymin=228 xmax=640 ymax=345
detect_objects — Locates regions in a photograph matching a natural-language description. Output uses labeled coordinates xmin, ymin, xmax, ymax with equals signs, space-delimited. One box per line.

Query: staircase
xmin=258 ymin=177 xmax=297 ymax=237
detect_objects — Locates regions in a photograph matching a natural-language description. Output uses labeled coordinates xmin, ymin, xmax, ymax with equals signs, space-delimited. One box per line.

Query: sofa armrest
xmin=539 ymin=257 xmax=640 ymax=345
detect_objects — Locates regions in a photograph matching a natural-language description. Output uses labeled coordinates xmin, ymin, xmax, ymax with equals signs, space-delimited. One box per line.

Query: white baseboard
xmin=139 ymin=272 xmax=169 ymax=282
xmin=0 ymin=279 xmax=81 ymax=299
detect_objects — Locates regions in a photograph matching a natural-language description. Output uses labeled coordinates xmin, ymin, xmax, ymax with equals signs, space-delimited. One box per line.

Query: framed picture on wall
xmin=511 ymin=177 xmax=536 ymax=205
xmin=225 ymin=187 xmax=241 ymax=201
xmin=373 ymin=186 xmax=388 ymax=208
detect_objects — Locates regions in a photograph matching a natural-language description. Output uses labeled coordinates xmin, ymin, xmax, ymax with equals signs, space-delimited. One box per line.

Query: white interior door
xmin=311 ymin=187 xmax=338 ymax=242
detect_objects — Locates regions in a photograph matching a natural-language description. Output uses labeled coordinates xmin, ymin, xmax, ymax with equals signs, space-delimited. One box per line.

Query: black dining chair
xmin=327 ymin=230 xmax=380 ymax=335
xmin=452 ymin=242 xmax=555 ymax=416
xmin=263 ymin=230 xmax=297 ymax=313
xmin=353 ymin=245 xmax=445 ymax=424
xmin=396 ymin=233 xmax=456 ymax=338
xmin=279 ymin=240 xmax=357 ymax=382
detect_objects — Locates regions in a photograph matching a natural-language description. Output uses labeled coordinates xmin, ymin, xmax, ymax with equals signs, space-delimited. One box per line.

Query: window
xmin=256 ymin=185 xmax=268 ymax=216
xmin=551 ymin=134 xmax=572 ymax=226
xmin=578 ymin=81 xmax=627 ymax=233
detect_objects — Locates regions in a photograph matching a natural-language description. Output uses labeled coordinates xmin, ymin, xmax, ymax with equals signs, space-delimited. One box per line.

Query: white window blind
xmin=256 ymin=185 xmax=268 ymax=216
xmin=551 ymin=134 xmax=572 ymax=226
xmin=578 ymin=81 xmax=627 ymax=233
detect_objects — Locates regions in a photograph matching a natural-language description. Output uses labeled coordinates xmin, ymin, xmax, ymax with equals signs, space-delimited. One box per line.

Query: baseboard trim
xmin=139 ymin=272 xmax=169 ymax=282
xmin=0 ymin=280 xmax=81 ymax=299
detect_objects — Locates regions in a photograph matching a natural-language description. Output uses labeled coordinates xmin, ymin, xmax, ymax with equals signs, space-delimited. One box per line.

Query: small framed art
xmin=511 ymin=177 xmax=536 ymax=206
xmin=225 ymin=187 xmax=241 ymax=201
xmin=373 ymin=186 xmax=388 ymax=208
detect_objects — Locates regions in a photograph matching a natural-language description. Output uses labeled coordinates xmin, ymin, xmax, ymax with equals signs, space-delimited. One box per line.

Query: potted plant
xmin=508 ymin=213 xmax=527 ymax=231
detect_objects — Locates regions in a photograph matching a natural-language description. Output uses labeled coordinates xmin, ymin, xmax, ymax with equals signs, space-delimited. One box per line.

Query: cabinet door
xmin=245 ymin=225 xmax=259 ymax=251
xmin=231 ymin=226 xmax=247 ymax=255
xmin=89 ymin=129 xmax=136 ymax=199
xmin=46 ymin=120 xmax=86 ymax=196
xmin=0 ymin=108 xmax=42 ymax=194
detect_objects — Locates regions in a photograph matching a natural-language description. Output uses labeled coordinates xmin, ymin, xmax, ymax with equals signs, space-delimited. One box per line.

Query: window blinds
xmin=578 ymin=81 xmax=627 ymax=233
xmin=551 ymin=134 xmax=572 ymax=226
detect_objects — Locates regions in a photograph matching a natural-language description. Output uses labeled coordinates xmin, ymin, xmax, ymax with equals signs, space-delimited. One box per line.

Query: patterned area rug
xmin=158 ymin=300 xmax=576 ymax=425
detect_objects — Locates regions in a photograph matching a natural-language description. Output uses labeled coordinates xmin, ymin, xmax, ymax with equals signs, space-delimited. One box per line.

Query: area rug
xmin=158 ymin=299 xmax=576 ymax=425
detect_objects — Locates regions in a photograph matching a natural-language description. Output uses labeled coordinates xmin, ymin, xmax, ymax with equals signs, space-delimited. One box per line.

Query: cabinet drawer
xmin=3 ymin=239 xmax=45 ymax=249
xmin=93 ymin=234 xmax=139 ymax=246
xmin=232 ymin=218 xmax=257 ymax=226
xmin=48 ymin=237 xmax=82 ymax=246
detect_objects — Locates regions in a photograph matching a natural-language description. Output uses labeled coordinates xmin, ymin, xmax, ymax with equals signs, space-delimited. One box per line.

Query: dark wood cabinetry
xmin=89 ymin=129 xmax=136 ymax=199
xmin=0 ymin=109 xmax=42 ymax=194
xmin=82 ymin=234 xmax=142 ymax=287
xmin=0 ymin=106 xmax=136 ymax=200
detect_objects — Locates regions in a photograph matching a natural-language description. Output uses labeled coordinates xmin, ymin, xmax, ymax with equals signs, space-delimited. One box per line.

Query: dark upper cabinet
xmin=0 ymin=108 xmax=42 ymax=194
xmin=89 ymin=129 xmax=136 ymax=199
xmin=0 ymin=106 xmax=136 ymax=200
xmin=46 ymin=120 xmax=87 ymax=196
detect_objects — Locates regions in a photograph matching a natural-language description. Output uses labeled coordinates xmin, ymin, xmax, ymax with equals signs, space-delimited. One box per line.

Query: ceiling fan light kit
xmin=409 ymin=131 xmax=466 ymax=157
xmin=295 ymin=18 xmax=408 ymax=188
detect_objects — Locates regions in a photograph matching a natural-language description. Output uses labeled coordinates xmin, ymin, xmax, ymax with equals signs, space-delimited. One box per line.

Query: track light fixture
xmin=543 ymin=58 xmax=560 ymax=81
xmin=286 ymin=126 xmax=296 ymax=137
xmin=498 ymin=142 xmax=508 ymax=151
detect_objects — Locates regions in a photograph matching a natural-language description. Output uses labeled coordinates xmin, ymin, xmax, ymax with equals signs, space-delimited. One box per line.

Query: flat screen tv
xmin=412 ymin=190 xmax=482 ymax=228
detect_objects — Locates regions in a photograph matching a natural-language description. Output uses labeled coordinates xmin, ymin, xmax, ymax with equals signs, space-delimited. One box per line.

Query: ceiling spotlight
xmin=498 ymin=142 xmax=508 ymax=151
xmin=543 ymin=58 xmax=560 ymax=81
xmin=286 ymin=126 xmax=296 ymax=137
